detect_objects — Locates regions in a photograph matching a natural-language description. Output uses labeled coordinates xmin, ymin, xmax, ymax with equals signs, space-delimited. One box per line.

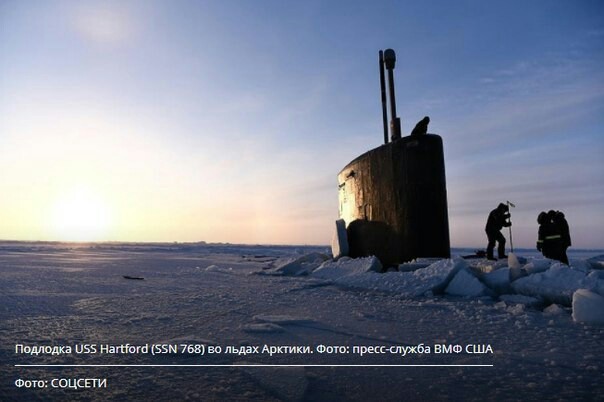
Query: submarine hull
xmin=337 ymin=134 xmax=450 ymax=266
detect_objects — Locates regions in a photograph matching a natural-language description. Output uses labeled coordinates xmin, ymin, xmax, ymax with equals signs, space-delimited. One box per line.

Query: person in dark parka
xmin=553 ymin=210 xmax=571 ymax=264
xmin=485 ymin=203 xmax=512 ymax=260
xmin=536 ymin=211 xmax=553 ymax=258
xmin=410 ymin=116 xmax=430 ymax=136
xmin=538 ymin=210 xmax=566 ymax=264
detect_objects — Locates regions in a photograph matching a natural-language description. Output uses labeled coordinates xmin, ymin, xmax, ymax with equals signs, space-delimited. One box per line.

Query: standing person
xmin=542 ymin=210 xmax=565 ymax=264
xmin=536 ymin=211 xmax=552 ymax=258
xmin=553 ymin=211 xmax=571 ymax=265
xmin=485 ymin=203 xmax=512 ymax=260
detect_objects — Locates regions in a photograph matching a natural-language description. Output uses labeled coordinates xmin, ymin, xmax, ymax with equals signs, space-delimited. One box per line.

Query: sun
xmin=50 ymin=187 xmax=113 ymax=241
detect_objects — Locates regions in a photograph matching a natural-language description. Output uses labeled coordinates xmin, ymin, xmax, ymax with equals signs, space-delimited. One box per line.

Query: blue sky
xmin=1 ymin=0 xmax=603 ymax=247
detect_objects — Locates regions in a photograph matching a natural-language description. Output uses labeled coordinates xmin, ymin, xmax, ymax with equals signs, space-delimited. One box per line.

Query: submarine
xmin=336 ymin=49 xmax=451 ymax=266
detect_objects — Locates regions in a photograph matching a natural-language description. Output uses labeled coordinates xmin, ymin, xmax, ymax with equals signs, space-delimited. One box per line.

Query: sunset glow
xmin=1 ymin=1 xmax=603 ymax=247
xmin=49 ymin=187 xmax=113 ymax=241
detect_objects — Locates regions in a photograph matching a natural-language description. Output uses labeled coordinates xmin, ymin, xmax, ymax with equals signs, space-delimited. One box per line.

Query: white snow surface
xmin=482 ymin=267 xmax=512 ymax=294
xmin=445 ymin=268 xmax=490 ymax=297
xmin=507 ymin=253 xmax=522 ymax=270
xmin=572 ymin=289 xmax=604 ymax=324
xmin=522 ymin=258 xmax=552 ymax=275
xmin=267 ymin=252 xmax=330 ymax=276
xmin=512 ymin=263 xmax=603 ymax=305
xmin=1 ymin=242 xmax=603 ymax=401
xmin=311 ymin=257 xmax=467 ymax=297
xmin=312 ymin=256 xmax=382 ymax=279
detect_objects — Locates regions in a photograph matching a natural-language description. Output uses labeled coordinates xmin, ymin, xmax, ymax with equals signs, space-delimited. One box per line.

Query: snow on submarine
xmin=335 ymin=49 xmax=451 ymax=266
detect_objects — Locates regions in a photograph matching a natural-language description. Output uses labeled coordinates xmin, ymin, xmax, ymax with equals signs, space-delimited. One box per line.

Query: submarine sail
xmin=337 ymin=49 xmax=450 ymax=266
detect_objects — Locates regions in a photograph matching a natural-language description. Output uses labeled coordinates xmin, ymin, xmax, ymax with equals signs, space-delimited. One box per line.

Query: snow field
xmin=1 ymin=242 xmax=603 ymax=401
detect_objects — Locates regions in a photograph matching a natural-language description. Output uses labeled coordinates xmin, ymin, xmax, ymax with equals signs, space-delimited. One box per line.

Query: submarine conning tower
xmin=337 ymin=49 xmax=450 ymax=266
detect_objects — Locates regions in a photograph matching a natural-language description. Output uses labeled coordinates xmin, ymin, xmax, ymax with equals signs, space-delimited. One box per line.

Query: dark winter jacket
xmin=536 ymin=211 xmax=547 ymax=251
xmin=539 ymin=211 xmax=564 ymax=259
xmin=554 ymin=211 xmax=571 ymax=248
xmin=485 ymin=203 xmax=511 ymax=233
xmin=538 ymin=221 xmax=557 ymax=257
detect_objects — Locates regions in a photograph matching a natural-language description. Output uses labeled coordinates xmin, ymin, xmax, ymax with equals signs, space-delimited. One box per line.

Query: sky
xmin=0 ymin=0 xmax=603 ymax=247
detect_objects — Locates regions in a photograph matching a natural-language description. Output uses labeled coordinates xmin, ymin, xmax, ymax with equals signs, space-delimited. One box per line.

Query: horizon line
xmin=0 ymin=239 xmax=603 ymax=251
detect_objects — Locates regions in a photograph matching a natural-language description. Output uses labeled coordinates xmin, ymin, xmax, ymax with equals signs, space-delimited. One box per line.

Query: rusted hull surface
xmin=337 ymin=134 xmax=450 ymax=265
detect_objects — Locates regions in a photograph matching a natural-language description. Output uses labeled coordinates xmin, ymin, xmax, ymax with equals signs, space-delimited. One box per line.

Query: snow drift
xmin=269 ymin=251 xmax=604 ymax=325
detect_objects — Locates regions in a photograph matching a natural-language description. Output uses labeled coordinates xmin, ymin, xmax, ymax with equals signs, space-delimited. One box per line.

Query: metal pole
xmin=383 ymin=49 xmax=401 ymax=141
xmin=379 ymin=50 xmax=388 ymax=144
xmin=508 ymin=223 xmax=514 ymax=253
xmin=507 ymin=201 xmax=515 ymax=253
